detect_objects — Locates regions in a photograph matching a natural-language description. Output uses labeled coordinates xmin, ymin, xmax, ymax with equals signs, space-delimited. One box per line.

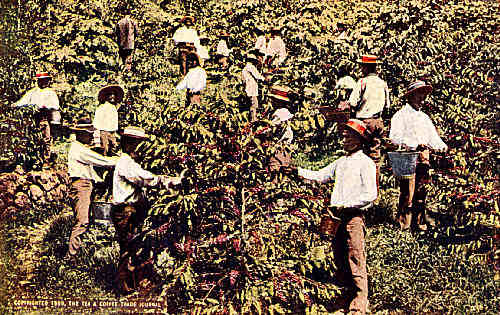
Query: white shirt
xmin=195 ymin=44 xmax=209 ymax=60
xmin=176 ymin=66 xmax=207 ymax=93
xmin=254 ymin=35 xmax=267 ymax=55
xmin=335 ymin=76 xmax=356 ymax=90
xmin=93 ymin=102 xmax=118 ymax=132
xmin=348 ymin=73 xmax=390 ymax=119
xmin=68 ymin=141 xmax=117 ymax=181
xmin=14 ymin=87 xmax=60 ymax=110
xmin=389 ymin=104 xmax=448 ymax=151
xmin=242 ymin=63 xmax=264 ymax=97
xmin=266 ymin=36 xmax=287 ymax=65
xmin=173 ymin=26 xmax=200 ymax=47
xmin=298 ymin=150 xmax=377 ymax=209
xmin=113 ymin=153 xmax=160 ymax=205
xmin=216 ymin=40 xmax=230 ymax=57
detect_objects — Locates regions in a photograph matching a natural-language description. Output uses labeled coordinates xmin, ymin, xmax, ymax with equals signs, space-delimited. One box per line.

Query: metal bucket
xmin=50 ymin=110 xmax=61 ymax=124
xmin=388 ymin=151 xmax=419 ymax=178
xmin=91 ymin=201 xmax=113 ymax=225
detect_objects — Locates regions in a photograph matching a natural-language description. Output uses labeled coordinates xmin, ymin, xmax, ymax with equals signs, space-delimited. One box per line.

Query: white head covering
xmin=271 ymin=108 xmax=294 ymax=125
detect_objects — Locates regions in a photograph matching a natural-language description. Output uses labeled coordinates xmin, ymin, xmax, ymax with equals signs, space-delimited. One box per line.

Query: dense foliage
xmin=0 ymin=0 xmax=498 ymax=313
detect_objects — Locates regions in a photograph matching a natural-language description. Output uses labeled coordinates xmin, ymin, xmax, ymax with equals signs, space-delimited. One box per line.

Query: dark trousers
xmin=111 ymin=197 xmax=154 ymax=294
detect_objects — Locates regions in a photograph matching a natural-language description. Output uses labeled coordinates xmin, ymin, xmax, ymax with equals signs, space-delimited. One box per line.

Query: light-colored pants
xmin=100 ymin=130 xmax=117 ymax=156
xmin=334 ymin=213 xmax=368 ymax=314
xmin=68 ymin=178 xmax=93 ymax=256
xmin=250 ymin=96 xmax=258 ymax=121
xmin=37 ymin=117 xmax=52 ymax=164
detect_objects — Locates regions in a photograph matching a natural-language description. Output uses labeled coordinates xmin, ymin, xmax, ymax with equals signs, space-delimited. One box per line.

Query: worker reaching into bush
xmin=111 ymin=126 xmax=185 ymax=295
xmin=266 ymin=26 xmax=287 ymax=68
xmin=13 ymin=72 xmax=60 ymax=168
xmin=268 ymin=108 xmax=294 ymax=179
xmin=242 ymin=52 xmax=266 ymax=122
xmin=176 ymin=52 xmax=207 ymax=106
xmin=65 ymin=118 xmax=118 ymax=263
xmin=173 ymin=16 xmax=199 ymax=75
xmin=389 ymin=80 xmax=448 ymax=231
xmin=115 ymin=6 xmax=138 ymax=72
xmin=339 ymin=55 xmax=390 ymax=192
xmin=93 ymin=84 xmax=123 ymax=156
xmin=286 ymin=119 xmax=377 ymax=315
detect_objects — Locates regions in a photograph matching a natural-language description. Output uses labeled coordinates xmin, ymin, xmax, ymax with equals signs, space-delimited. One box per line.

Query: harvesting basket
xmin=318 ymin=107 xmax=350 ymax=123
xmin=319 ymin=214 xmax=341 ymax=237
xmin=388 ymin=151 xmax=419 ymax=178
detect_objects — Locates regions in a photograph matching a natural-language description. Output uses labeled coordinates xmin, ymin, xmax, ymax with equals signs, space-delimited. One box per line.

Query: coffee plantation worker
xmin=389 ymin=81 xmax=448 ymax=231
xmin=93 ymin=84 xmax=124 ymax=156
xmin=175 ymin=52 xmax=207 ymax=106
xmin=253 ymin=26 xmax=267 ymax=57
xmin=268 ymin=108 xmax=294 ymax=175
xmin=289 ymin=119 xmax=377 ymax=315
xmin=112 ymin=126 xmax=185 ymax=294
xmin=266 ymin=27 xmax=287 ymax=67
xmin=242 ymin=53 xmax=266 ymax=121
xmin=66 ymin=119 xmax=118 ymax=261
xmin=340 ymin=55 xmax=390 ymax=191
xmin=195 ymin=36 xmax=210 ymax=67
xmin=115 ymin=8 xmax=138 ymax=71
xmin=13 ymin=72 xmax=60 ymax=167
xmin=216 ymin=32 xmax=232 ymax=69
xmin=173 ymin=16 xmax=200 ymax=75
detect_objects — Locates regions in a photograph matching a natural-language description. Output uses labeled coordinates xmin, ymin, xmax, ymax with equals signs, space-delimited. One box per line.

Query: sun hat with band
xmin=120 ymin=126 xmax=148 ymax=140
xmin=34 ymin=72 xmax=52 ymax=80
xmin=357 ymin=54 xmax=381 ymax=64
xmin=180 ymin=16 xmax=195 ymax=24
xmin=69 ymin=118 xmax=95 ymax=133
xmin=403 ymin=80 xmax=433 ymax=98
xmin=344 ymin=119 xmax=370 ymax=141
xmin=98 ymin=85 xmax=124 ymax=104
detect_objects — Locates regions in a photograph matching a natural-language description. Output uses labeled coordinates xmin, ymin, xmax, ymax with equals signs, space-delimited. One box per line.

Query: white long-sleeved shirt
xmin=216 ymin=39 xmax=230 ymax=57
xmin=173 ymin=26 xmax=200 ymax=47
xmin=242 ymin=63 xmax=264 ymax=97
xmin=195 ymin=44 xmax=209 ymax=60
xmin=113 ymin=153 xmax=160 ymax=205
xmin=298 ymin=150 xmax=377 ymax=209
xmin=389 ymin=104 xmax=448 ymax=151
xmin=266 ymin=36 xmax=287 ymax=65
xmin=348 ymin=73 xmax=390 ymax=119
xmin=14 ymin=87 xmax=60 ymax=110
xmin=176 ymin=66 xmax=207 ymax=93
xmin=93 ymin=102 xmax=118 ymax=132
xmin=254 ymin=35 xmax=267 ymax=55
xmin=68 ymin=141 xmax=118 ymax=181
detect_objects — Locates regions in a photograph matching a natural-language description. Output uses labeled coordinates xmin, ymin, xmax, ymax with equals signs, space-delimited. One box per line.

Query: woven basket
xmin=318 ymin=107 xmax=350 ymax=123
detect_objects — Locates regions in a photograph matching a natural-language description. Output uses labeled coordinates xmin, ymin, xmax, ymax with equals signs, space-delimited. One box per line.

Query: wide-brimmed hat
xmin=403 ymin=80 xmax=433 ymax=98
xmin=120 ymin=126 xmax=148 ymax=139
xmin=98 ymin=85 xmax=124 ymax=103
xmin=270 ymin=26 xmax=282 ymax=33
xmin=269 ymin=86 xmax=291 ymax=103
xmin=271 ymin=108 xmax=294 ymax=125
xmin=344 ymin=119 xmax=370 ymax=140
xmin=34 ymin=72 xmax=51 ymax=79
xmin=180 ymin=16 xmax=195 ymax=24
xmin=219 ymin=31 xmax=230 ymax=37
xmin=357 ymin=54 xmax=381 ymax=64
xmin=69 ymin=118 xmax=95 ymax=133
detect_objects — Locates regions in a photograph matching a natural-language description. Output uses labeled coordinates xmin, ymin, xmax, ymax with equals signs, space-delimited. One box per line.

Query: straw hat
xmin=344 ymin=119 xmax=370 ymax=140
xmin=269 ymin=86 xmax=291 ymax=103
xmin=34 ymin=72 xmax=51 ymax=79
xmin=357 ymin=54 xmax=381 ymax=64
xmin=180 ymin=16 xmax=195 ymax=24
xmin=403 ymin=80 xmax=433 ymax=98
xmin=220 ymin=31 xmax=230 ymax=37
xmin=98 ymin=85 xmax=124 ymax=103
xmin=120 ymin=126 xmax=148 ymax=139
xmin=69 ymin=118 xmax=95 ymax=133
